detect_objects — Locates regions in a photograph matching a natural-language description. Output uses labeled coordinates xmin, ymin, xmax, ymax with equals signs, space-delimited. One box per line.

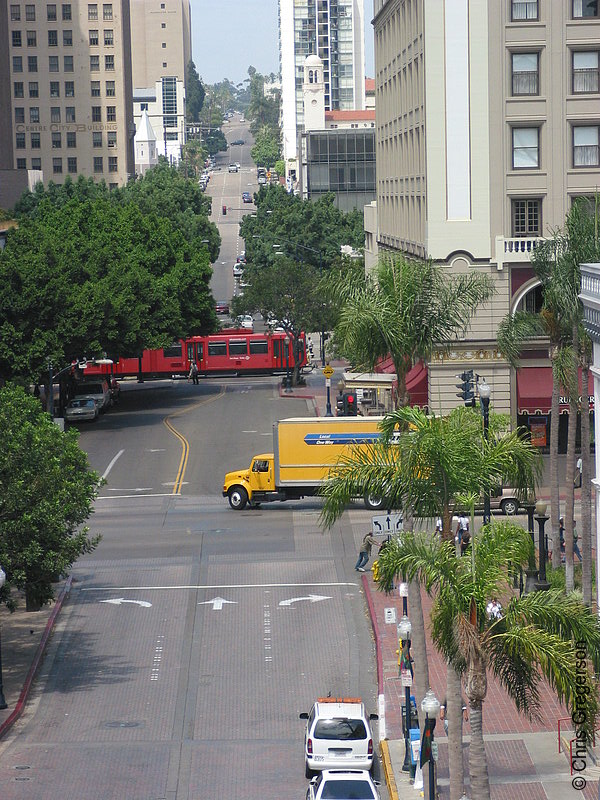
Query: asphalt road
xmin=0 ymin=377 xmax=383 ymax=800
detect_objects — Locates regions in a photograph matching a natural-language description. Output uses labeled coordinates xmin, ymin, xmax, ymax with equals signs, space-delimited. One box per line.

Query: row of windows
xmin=511 ymin=125 xmax=600 ymax=169
xmin=11 ymin=28 xmax=114 ymax=47
xmin=16 ymin=156 xmax=118 ymax=174
xmin=12 ymin=54 xmax=116 ymax=72
xmin=9 ymin=3 xmax=113 ymax=21
xmin=205 ymin=340 xmax=269 ymax=357
xmin=15 ymin=106 xmax=76 ymax=123
xmin=510 ymin=51 xmax=599 ymax=96
xmin=15 ymin=130 xmax=117 ymax=148
xmin=510 ymin=0 xmax=599 ymax=21
xmin=15 ymin=80 xmax=116 ymax=99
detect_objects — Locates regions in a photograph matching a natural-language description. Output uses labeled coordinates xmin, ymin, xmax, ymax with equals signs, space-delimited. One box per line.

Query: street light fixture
xmin=398 ymin=614 xmax=413 ymax=773
xmin=421 ymin=689 xmax=441 ymax=800
xmin=0 ymin=566 xmax=8 ymax=709
xmin=478 ymin=379 xmax=491 ymax=525
xmin=534 ymin=500 xmax=550 ymax=591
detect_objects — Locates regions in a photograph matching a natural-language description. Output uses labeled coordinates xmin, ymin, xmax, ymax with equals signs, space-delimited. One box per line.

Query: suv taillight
xmin=307 ymin=738 xmax=313 ymax=755
xmin=368 ymin=739 xmax=373 ymax=756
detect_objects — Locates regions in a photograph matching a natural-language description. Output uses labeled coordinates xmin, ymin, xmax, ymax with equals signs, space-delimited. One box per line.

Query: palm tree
xmin=325 ymin=255 xmax=495 ymax=408
xmin=376 ymin=523 xmax=600 ymax=800
xmin=321 ymin=406 xmax=542 ymax=799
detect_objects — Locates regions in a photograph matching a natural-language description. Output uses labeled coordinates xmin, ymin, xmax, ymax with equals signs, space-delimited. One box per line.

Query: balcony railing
xmin=512 ymin=71 xmax=539 ymax=95
xmin=492 ymin=235 xmax=544 ymax=271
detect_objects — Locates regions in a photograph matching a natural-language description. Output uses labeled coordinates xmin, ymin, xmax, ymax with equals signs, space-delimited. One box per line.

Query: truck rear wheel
xmin=364 ymin=493 xmax=385 ymax=510
xmin=228 ymin=486 xmax=248 ymax=510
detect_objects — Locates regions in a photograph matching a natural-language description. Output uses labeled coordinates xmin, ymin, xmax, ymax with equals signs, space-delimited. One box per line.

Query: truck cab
xmin=223 ymin=453 xmax=276 ymax=509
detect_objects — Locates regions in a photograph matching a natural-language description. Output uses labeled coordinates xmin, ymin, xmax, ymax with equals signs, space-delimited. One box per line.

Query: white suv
xmin=228 ymin=163 xmax=239 ymax=173
xmin=299 ymin=697 xmax=378 ymax=778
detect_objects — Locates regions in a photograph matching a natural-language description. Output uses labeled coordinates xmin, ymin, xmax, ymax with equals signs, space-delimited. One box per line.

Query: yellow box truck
xmin=222 ymin=416 xmax=388 ymax=510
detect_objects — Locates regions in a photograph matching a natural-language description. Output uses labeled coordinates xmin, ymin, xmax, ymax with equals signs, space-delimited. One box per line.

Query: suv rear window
xmin=314 ymin=719 xmax=367 ymax=740
xmin=321 ymin=780 xmax=374 ymax=799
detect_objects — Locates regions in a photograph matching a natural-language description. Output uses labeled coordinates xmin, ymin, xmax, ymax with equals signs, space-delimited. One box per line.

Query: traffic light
xmin=335 ymin=392 xmax=345 ymax=416
xmin=456 ymin=370 xmax=475 ymax=407
xmin=343 ymin=391 xmax=358 ymax=416
xmin=222 ymin=204 xmax=227 ymax=215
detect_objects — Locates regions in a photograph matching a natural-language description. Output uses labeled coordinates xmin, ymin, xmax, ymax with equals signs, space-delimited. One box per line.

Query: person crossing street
xmin=355 ymin=531 xmax=380 ymax=572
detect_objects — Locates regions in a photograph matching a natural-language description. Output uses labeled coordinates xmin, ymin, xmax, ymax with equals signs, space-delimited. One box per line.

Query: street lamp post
xmin=398 ymin=613 xmax=413 ymax=774
xmin=421 ymin=689 xmax=440 ymax=800
xmin=479 ymin=379 xmax=491 ymax=526
xmin=0 ymin=566 xmax=8 ymax=709
xmin=535 ymin=500 xmax=551 ymax=591
xmin=284 ymin=335 xmax=292 ymax=393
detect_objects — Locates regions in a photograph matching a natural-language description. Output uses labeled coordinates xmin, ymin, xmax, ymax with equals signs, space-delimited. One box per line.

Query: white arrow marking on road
xmin=100 ymin=598 xmax=152 ymax=608
xmin=107 ymin=487 xmax=153 ymax=492
xmin=198 ymin=597 xmax=238 ymax=611
xmin=279 ymin=594 xmax=332 ymax=607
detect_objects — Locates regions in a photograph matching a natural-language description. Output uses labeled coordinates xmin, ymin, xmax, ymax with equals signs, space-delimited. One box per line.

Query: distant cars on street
xmin=231 ymin=139 xmax=245 ymax=146
xmin=228 ymin=163 xmax=239 ymax=173
xmin=233 ymin=263 xmax=244 ymax=278
xmin=64 ymin=398 xmax=98 ymax=423
xmin=234 ymin=315 xmax=254 ymax=330
xmin=73 ymin=379 xmax=112 ymax=413
xmin=242 ymin=191 xmax=253 ymax=204
xmin=215 ymin=300 xmax=230 ymax=315
xmin=306 ymin=770 xmax=380 ymax=800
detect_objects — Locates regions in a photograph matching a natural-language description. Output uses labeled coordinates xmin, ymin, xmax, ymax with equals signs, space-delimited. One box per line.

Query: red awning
xmin=516 ymin=367 xmax=594 ymax=415
xmin=406 ymin=362 xmax=428 ymax=408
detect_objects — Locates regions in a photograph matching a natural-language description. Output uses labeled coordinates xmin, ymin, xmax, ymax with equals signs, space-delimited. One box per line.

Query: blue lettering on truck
xmin=303 ymin=433 xmax=382 ymax=445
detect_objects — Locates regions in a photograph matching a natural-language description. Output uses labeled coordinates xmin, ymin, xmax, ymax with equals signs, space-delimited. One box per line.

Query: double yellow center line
xmin=163 ymin=385 xmax=226 ymax=495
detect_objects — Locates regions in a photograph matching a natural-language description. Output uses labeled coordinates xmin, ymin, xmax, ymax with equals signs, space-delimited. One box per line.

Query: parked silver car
xmin=64 ymin=398 xmax=98 ymax=423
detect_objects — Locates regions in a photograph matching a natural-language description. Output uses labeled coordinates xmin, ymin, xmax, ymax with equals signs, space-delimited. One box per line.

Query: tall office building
xmin=279 ymin=0 xmax=366 ymax=167
xmin=0 ymin=0 xmax=135 ymax=191
xmin=372 ymin=0 xmax=600 ymax=444
xmin=130 ymin=0 xmax=190 ymax=162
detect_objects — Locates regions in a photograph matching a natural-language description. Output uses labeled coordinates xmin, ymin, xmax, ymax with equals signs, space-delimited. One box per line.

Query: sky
xmin=191 ymin=0 xmax=375 ymax=86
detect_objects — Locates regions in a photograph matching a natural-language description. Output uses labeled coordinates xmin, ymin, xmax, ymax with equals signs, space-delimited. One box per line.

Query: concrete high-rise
xmin=279 ymin=0 xmax=366 ymax=169
xmin=0 ymin=0 xmax=135 ymax=191
xmin=371 ymin=0 xmax=600 ymax=444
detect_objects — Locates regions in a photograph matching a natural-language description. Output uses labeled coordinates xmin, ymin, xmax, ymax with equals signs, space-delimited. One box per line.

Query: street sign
xmin=384 ymin=607 xmax=396 ymax=624
xmin=431 ymin=742 xmax=438 ymax=761
xmin=401 ymin=668 xmax=413 ymax=687
xmin=323 ymin=365 xmax=334 ymax=378
xmin=372 ymin=513 xmax=403 ymax=535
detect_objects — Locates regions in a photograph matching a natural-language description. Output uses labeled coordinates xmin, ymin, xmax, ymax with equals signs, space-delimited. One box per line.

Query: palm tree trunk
xmin=468 ymin=701 xmax=490 ymax=800
xmin=446 ymin=664 xmax=465 ymax=800
xmin=550 ymin=359 xmax=562 ymax=569
xmin=408 ymin=579 xmax=429 ymax=729
xmin=581 ymin=361 xmax=592 ymax=606
xmin=565 ymin=330 xmax=579 ymax=593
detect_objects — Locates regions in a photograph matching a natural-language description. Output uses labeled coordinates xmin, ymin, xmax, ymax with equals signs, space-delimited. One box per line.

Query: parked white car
xmin=233 ymin=263 xmax=244 ymax=278
xmin=73 ymin=379 xmax=112 ymax=412
xmin=307 ymin=770 xmax=380 ymax=800
xmin=64 ymin=398 xmax=98 ymax=423
xmin=234 ymin=315 xmax=254 ymax=330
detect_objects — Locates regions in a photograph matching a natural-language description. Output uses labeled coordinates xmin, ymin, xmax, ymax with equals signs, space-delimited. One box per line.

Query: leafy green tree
xmin=251 ymin=126 xmax=281 ymax=168
xmin=185 ymin=61 xmax=205 ymax=122
xmin=0 ymin=385 xmax=101 ymax=610
xmin=326 ymin=255 xmax=495 ymax=409
xmin=377 ymin=523 xmax=600 ymax=800
xmin=180 ymin=139 xmax=208 ymax=180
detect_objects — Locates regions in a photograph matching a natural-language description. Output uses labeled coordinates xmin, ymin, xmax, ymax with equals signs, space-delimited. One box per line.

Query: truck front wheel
xmin=228 ymin=486 xmax=248 ymax=510
xmin=364 ymin=493 xmax=385 ymax=510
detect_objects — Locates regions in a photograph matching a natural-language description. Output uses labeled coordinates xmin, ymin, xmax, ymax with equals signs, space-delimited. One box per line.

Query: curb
xmin=0 ymin=575 xmax=72 ymax=740
xmin=380 ymin=739 xmax=400 ymax=800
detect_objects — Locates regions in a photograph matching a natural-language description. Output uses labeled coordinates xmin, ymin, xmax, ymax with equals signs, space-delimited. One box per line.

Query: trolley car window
xmin=163 ymin=342 xmax=182 ymax=358
xmin=273 ymin=340 xmax=281 ymax=358
xmin=208 ymin=342 xmax=227 ymax=357
xmin=187 ymin=342 xmax=194 ymax=362
xmin=228 ymin=340 xmax=248 ymax=356
xmin=249 ymin=340 xmax=268 ymax=355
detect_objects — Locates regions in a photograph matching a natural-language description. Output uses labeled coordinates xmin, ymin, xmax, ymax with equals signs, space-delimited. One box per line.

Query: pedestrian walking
xmin=573 ymin=519 xmax=582 ymax=562
xmin=559 ymin=516 xmax=565 ymax=562
xmin=355 ymin=532 xmax=379 ymax=572
xmin=455 ymin=513 xmax=470 ymax=555
xmin=189 ymin=360 xmax=199 ymax=385
xmin=439 ymin=696 xmax=469 ymax=736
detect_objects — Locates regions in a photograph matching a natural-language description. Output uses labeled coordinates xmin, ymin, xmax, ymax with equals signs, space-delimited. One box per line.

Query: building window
xmin=13 ymin=56 xmax=23 ymax=73
xmin=67 ymin=131 xmax=76 ymax=147
xmin=50 ymin=80 xmax=60 ymax=97
xmin=31 ymin=157 xmax=41 ymax=169
xmin=93 ymin=131 xmax=102 ymax=147
xmin=140 ymin=102 xmax=148 ymax=111
xmin=62 ymin=4 xmax=71 ymax=20
xmin=573 ymin=126 xmax=600 ymax=167
xmin=161 ymin=22 xmax=165 ymax=28
xmin=511 ymin=0 xmax=538 ymax=20
xmin=10 ymin=6 xmax=21 ymax=21
xmin=512 ymin=127 xmax=539 ymax=168
xmin=512 ymin=199 xmax=542 ymax=237
xmin=92 ymin=106 xmax=102 ymax=122
xmin=51 ymin=107 xmax=60 ymax=123
xmin=108 ymin=156 xmax=118 ymax=172
xmin=14 ymin=82 xmax=24 ymax=98
xmin=67 ymin=157 xmax=77 ymax=173
xmin=104 ymin=29 xmax=113 ymax=45
xmin=89 ymin=29 xmax=98 ymax=45
xmin=64 ymin=55 xmax=73 ymax=71
xmin=12 ymin=31 xmax=22 ymax=47
xmin=16 ymin=158 xmax=27 ymax=170
xmin=29 ymin=106 xmax=39 ymax=123
xmin=53 ymin=157 xmax=62 ymax=174
xmin=93 ymin=156 xmax=103 ymax=173
xmin=105 ymin=54 xmax=114 ymax=70
xmin=573 ymin=0 xmax=600 ymax=17
xmin=162 ymin=42 xmax=166 ymax=48
xmin=573 ymin=51 xmax=599 ymax=93
xmin=31 ymin=132 xmax=40 ymax=148
xmin=52 ymin=132 xmax=61 ymax=149
xmin=88 ymin=3 xmax=98 ymax=19
xmin=14 ymin=108 xmax=25 ymax=123
xmin=103 ymin=3 xmax=112 ymax=20
xmin=48 ymin=30 xmax=58 ymax=46
xmin=28 ymin=81 xmax=38 ymax=97
xmin=105 ymin=80 xmax=115 ymax=96
xmin=15 ymin=133 xmax=26 ymax=149
xmin=26 ymin=30 xmax=36 ymax=46
xmin=107 ymin=131 xmax=116 ymax=148
xmin=91 ymin=81 xmax=100 ymax=97
xmin=162 ymin=62 xmax=167 ymax=68
xmin=106 ymin=105 xmax=116 ymax=121
xmin=47 ymin=4 xmax=56 ymax=21
xmin=63 ymin=29 xmax=72 ymax=46
xmin=28 ymin=55 xmax=37 ymax=72
xmin=65 ymin=106 xmax=75 ymax=122
xmin=65 ymin=81 xmax=74 ymax=96
xmin=49 ymin=55 xmax=59 ymax=72
xmin=90 ymin=55 xmax=100 ymax=71
xmin=25 ymin=3 xmax=35 ymax=19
